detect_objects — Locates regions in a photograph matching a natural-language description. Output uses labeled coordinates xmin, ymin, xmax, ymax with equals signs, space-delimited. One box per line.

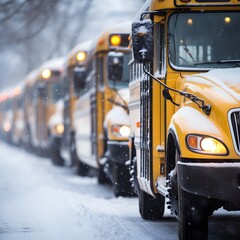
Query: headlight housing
xmin=186 ymin=134 xmax=228 ymax=155
xmin=111 ymin=124 xmax=130 ymax=138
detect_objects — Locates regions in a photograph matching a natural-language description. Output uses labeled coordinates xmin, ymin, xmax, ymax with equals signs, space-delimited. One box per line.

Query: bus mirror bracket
xmin=108 ymin=52 xmax=123 ymax=81
xmin=36 ymin=83 xmax=47 ymax=98
xmin=132 ymin=19 xmax=153 ymax=64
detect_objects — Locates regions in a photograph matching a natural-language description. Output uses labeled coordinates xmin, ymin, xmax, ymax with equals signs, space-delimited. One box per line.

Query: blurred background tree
xmin=0 ymin=0 xmax=145 ymax=89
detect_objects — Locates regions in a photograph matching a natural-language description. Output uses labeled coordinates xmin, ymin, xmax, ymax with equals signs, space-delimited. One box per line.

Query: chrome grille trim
xmin=228 ymin=108 xmax=240 ymax=155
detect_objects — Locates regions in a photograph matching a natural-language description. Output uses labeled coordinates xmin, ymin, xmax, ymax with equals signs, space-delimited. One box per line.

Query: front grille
xmin=229 ymin=109 xmax=240 ymax=155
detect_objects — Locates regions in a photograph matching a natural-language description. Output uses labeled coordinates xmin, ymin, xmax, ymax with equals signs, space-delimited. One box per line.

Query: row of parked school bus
xmin=1 ymin=0 xmax=240 ymax=239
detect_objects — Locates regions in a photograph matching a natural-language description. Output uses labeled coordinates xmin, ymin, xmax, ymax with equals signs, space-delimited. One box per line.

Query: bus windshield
xmin=108 ymin=52 xmax=130 ymax=89
xmin=168 ymin=12 xmax=240 ymax=69
xmin=50 ymin=81 xmax=63 ymax=103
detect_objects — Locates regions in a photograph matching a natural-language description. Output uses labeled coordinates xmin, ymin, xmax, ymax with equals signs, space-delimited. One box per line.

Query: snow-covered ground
xmin=0 ymin=142 xmax=240 ymax=240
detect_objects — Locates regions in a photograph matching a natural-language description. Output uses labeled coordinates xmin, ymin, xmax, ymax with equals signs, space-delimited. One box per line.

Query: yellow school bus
xmin=0 ymin=90 xmax=12 ymax=142
xmin=72 ymin=22 xmax=132 ymax=196
xmin=129 ymin=0 xmax=240 ymax=239
xmin=9 ymin=85 xmax=24 ymax=146
xmin=23 ymin=58 xmax=64 ymax=161
xmin=59 ymin=40 xmax=93 ymax=168
xmin=0 ymin=87 xmax=22 ymax=144
xmin=22 ymin=69 xmax=38 ymax=150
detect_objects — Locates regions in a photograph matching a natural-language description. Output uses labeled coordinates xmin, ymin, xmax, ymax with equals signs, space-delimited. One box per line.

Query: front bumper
xmin=107 ymin=140 xmax=129 ymax=164
xmin=178 ymin=161 xmax=240 ymax=201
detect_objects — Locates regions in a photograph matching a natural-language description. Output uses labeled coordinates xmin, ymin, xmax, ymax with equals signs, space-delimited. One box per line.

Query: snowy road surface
xmin=0 ymin=142 xmax=240 ymax=240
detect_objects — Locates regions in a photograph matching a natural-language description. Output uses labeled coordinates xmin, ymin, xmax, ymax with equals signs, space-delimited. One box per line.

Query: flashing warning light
xmin=110 ymin=35 xmax=121 ymax=46
xmin=225 ymin=17 xmax=231 ymax=24
xmin=187 ymin=18 xmax=193 ymax=25
xmin=42 ymin=69 xmax=51 ymax=79
xmin=76 ymin=51 xmax=87 ymax=62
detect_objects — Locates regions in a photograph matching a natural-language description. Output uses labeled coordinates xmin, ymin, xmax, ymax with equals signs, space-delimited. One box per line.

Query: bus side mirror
xmin=108 ymin=52 xmax=123 ymax=81
xmin=73 ymin=66 xmax=85 ymax=90
xmin=132 ymin=19 xmax=153 ymax=63
xmin=36 ymin=84 xmax=47 ymax=98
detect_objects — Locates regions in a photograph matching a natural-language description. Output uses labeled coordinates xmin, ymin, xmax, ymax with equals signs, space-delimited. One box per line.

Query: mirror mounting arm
xmin=140 ymin=11 xmax=166 ymax=21
xmin=142 ymin=65 xmax=211 ymax=115
xmin=107 ymin=97 xmax=129 ymax=114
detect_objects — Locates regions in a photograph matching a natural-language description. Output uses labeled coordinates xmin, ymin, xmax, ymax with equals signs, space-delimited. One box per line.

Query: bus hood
xmin=115 ymin=88 xmax=129 ymax=104
xmin=184 ymin=68 xmax=240 ymax=107
xmin=199 ymin=68 xmax=240 ymax=99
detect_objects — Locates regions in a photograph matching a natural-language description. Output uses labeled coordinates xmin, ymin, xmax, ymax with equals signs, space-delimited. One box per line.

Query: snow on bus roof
xmin=69 ymin=39 xmax=93 ymax=57
xmin=101 ymin=20 xmax=132 ymax=36
xmin=24 ymin=68 xmax=39 ymax=86
xmin=66 ymin=39 xmax=93 ymax=67
xmin=40 ymin=57 xmax=65 ymax=71
xmin=89 ymin=21 xmax=132 ymax=53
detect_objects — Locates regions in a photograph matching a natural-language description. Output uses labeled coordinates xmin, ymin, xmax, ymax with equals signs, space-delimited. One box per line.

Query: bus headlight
xmin=4 ymin=122 xmax=11 ymax=132
xmin=111 ymin=124 xmax=130 ymax=137
xmin=186 ymin=134 xmax=228 ymax=155
xmin=55 ymin=124 xmax=64 ymax=134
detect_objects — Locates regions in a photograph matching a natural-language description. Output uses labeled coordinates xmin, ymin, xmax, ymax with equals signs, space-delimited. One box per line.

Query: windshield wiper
xmin=107 ymin=88 xmax=129 ymax=113
xmin=107 ymin=97 xmax=129 ymax=113
xmin=194 ymin=59 xmax=240 ymax=67
xmin=181 ymin=38 xmax=195 ymax=62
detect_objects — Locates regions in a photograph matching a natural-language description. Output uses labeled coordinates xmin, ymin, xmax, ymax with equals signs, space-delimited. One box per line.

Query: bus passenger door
xmin=96 ymin=55 xmax=105 ymax=162
xmin=90 ymin=59 xmax=98 ymax=163
xmin=63 ymin=76 xmax=71 ymax=151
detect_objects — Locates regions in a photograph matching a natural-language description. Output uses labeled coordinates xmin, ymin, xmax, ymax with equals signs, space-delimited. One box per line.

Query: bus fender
xmin=167 ymin=106 xmax=223 ymax=158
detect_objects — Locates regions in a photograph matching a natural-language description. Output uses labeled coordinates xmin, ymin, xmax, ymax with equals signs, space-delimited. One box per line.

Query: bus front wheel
xmin=178 ymin=185 xmax=208 ymax=240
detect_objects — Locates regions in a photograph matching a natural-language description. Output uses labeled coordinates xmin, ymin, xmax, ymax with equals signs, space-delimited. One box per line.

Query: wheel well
xmin=166 ymin=132 xmax=177 ymax=176
xmin=129 ymin=135 xmax=136 ymax=161
xmin=103 ymin=128 xmax=108 ymax=153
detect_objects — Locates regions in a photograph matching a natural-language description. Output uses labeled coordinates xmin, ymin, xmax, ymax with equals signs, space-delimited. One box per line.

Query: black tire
xmin=172 ymin=148 xmax=208 ymax=240
xmin=51 ymin=137 xmax=64 ymax=166
xmin=74 ymin=159 xmax=89 ymax=176
xmin=70 ymin=134 xmax=78 ymax=167
xmin=178 ymin=186 xmax=208 ymax=240
xmin=167 ymin=136 xmax=209 ymax=239
xmin=97 ymin=165 xmax=109 ymax=184
xmin=70 ymin=134 xmax=88 ymax=176
xmin=52 ymin=152 xmax=64 ymax=166
xmin=71 ymin=142 xmax=88 ymax=176
xmin=139 ymin=188 xmax=165 ymax=220
xmin=112 ymin=162 xmax=133 ymax=197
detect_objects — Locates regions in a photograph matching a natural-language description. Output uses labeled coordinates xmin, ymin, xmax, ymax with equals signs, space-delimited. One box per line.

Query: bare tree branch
xmin=0 ymin=0 xmax=26 ymax=23
xmin=0 ymin=0 xmax=59 ymax=46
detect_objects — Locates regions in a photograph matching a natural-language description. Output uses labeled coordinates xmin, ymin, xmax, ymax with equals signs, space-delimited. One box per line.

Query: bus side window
xmin=154 ymin=21 xmax=166 ymax=78
xmin=97 ymin=57 xmax=104 ymax=91
xmin=84 ymin=60 xmax=95 ymax=93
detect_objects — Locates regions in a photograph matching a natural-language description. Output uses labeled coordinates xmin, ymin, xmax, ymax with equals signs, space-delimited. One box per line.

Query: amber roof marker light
xmin=41 ymin=68 xmax=51 ymax=79
xmin=110 ymin=35 xmax=121 ymax=47
xmin=76 ymin=51 xmax=87 ymax=62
